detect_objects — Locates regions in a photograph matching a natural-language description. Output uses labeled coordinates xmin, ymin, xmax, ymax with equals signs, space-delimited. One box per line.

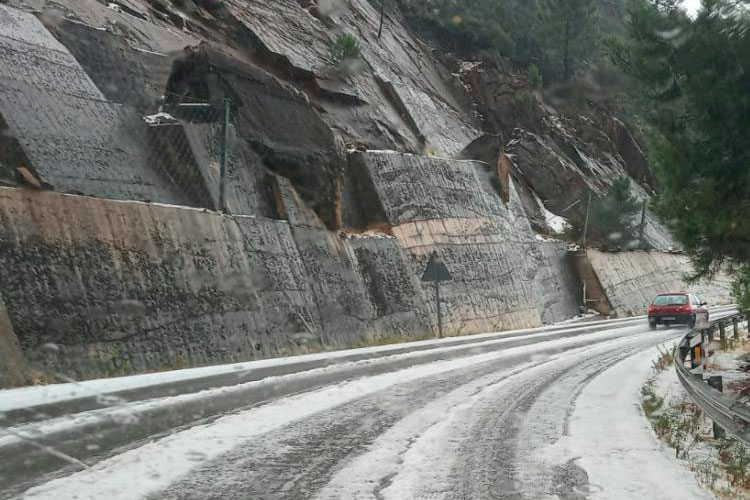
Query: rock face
xmin=458 ymin=63 xmax=672 ymax=247
xmin=0 ymin=0 xmax=732 ymax=380
xmin=587 ymin=250 xmax=734 ymax=317
xmin=166 ymin=45 xmax=345 ymax=226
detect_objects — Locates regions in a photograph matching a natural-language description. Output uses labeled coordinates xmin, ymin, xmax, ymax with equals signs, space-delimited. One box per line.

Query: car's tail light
xmin=680 ymin=305 xmax=692 ymax=312
xmin=648 ymin=306 xmax=655 ymax=314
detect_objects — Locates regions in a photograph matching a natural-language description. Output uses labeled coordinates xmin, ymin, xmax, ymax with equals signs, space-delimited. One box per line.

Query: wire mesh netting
xmin=0 ymin=85 xmax=273 ymax=217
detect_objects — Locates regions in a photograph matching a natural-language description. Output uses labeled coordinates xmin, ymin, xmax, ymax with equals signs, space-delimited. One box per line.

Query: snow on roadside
xmin=19 ymin=327 xmax=653 ymax=500
xmin=539 ymin=341 xmax=715 ymax=500
xmin=706 ymin=337 xmax=750 ymax=404
xmin=0 ymin=316 xmax=650 ymax=413
xmin=645 ymin=356 xmax=750 ymax=498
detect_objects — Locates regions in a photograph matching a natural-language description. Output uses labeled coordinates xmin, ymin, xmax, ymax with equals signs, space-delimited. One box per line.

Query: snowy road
xmin=2 ymin=312 xmax=733 ymax=500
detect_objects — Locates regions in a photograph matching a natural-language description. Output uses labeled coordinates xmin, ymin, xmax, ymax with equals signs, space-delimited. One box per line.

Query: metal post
xmin=582 ymin=282 xmax=587 ymax=313
xmin=733 ymin=317 xmax=739 ymax=340
xmin=582 ymin=192 xmax=592 ymax=250
xmin=708 ymin=376 xmax=726 ymax=439
xmin=719 ymin=322 xmax=726 ymax=343
xmin=638 ymin=200 xmax=647 ymax=247
xmin=421 ymin=251 xmax=451 ymax=338
xmin=219 ymin=98 xmax=231 ymax=214
xmin=436 ymin=282 xmax=442 ymax=339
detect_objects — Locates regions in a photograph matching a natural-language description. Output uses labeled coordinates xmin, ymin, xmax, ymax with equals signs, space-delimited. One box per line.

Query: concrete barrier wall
xmin=587 ymin=250 xmax=733 ymax=317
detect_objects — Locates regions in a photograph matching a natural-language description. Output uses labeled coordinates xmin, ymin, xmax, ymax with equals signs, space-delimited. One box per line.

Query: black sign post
xmin=421 ymin=251 xmax=452 ymax=338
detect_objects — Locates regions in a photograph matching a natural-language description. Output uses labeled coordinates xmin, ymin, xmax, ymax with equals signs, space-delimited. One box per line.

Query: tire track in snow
xmin=19 ymin=326 xmax=684 ymax=500
xmin=315 ymin=331 xmax=674 ymax=500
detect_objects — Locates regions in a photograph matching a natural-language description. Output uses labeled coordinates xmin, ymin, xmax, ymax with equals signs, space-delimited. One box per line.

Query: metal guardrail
xmin=675 ymin=312 xmax=750 ymax=445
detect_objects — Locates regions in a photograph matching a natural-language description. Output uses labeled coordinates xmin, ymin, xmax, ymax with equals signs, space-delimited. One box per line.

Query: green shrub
xmin=528 ymin=63 xmax=543 ymax=89
xmin=329 ymin=33 xmax=361 ymax=68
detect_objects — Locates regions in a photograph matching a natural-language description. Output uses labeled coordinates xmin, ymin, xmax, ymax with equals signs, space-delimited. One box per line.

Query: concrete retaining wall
xmin=588 ymin=250 xmax=734 ymax=317
xmin=0 ymin=187 xmax=433 ymax=379
xmin=1 ymin=187 xmax=733 ymax=382
xmin=350 ymin=150 xmax=581 ymax=333
xmin=0 ymin=188 xmax=320 ymax=378
xmin=0 ymin=292 xmax=28 ymax=388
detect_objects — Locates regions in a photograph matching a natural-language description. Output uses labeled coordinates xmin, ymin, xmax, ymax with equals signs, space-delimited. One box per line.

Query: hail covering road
xmin=2 ymin=312 xmax=732 ymax=500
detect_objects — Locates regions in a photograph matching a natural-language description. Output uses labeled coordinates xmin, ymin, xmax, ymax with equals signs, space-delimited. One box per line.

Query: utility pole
xmin=219 ymin=98 xmax=231 ymax=214
xmin=582 ymin=191 xmax=592 ymax=251
xmin=638 ymin=200 xmax=647 ymax=248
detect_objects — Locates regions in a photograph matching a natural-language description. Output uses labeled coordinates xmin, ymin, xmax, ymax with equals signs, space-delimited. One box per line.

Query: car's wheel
xmin=688 ymin=314 xmax=696 ymax=329
xmin=649 ymin=318 xmax=657 ymax=330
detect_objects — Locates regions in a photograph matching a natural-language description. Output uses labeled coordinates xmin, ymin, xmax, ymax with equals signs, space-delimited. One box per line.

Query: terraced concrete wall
xmin=0 ymin=188 xmax=322 ymax=378
xmin=0 ymin=187 xmax=432 ymax=379
xmin=350 ymin=151 xmax=581 ymax=333
xmin=588 ymin=250 xmax=733 ymax=317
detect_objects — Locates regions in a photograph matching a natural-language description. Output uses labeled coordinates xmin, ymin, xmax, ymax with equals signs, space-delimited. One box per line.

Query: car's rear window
xmin=653 ymin=295 xmax=688 ymax=305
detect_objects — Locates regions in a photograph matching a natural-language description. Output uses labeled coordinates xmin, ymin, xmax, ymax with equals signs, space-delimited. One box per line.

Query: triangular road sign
xmin=421 ymin=251 xmax=452 ymax=282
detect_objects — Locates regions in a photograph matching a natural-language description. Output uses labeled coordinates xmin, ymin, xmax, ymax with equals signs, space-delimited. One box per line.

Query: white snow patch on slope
xmin=532 ymin=190 xmax=570 ymax=233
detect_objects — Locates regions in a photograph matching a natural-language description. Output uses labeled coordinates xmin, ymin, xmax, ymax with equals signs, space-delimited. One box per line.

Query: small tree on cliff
xmin=328 ymin=33 xmax=363 ymax=77
xmin=586 ymin=177 xmax=642 ymax=248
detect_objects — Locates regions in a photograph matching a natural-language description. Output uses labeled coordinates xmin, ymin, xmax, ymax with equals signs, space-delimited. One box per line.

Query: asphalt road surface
xmin=2 ymin=309 xmax=734 ymax=500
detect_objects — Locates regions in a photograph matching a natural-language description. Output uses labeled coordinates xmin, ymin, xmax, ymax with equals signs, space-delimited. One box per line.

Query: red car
xmin=648 ymin=292 xmax=708 ymax=329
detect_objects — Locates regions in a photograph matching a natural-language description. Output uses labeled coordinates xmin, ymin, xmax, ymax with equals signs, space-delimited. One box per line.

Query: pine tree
xmin=537 ymin=0 xmax=599 ymax=80
xmin=609 ymin=0 xmax=750 ymax=277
